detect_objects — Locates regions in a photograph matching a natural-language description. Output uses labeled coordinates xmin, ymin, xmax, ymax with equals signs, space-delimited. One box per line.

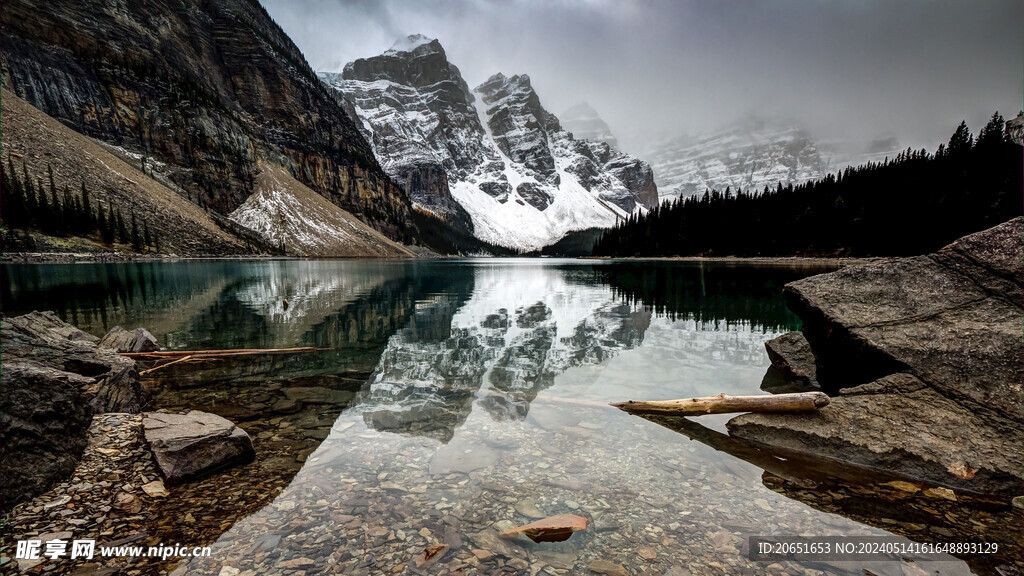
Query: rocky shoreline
xmin=583 ymin=255 xmax=883 ymax=268
xmin=728 ymin=218 xmax=1024 ymax=499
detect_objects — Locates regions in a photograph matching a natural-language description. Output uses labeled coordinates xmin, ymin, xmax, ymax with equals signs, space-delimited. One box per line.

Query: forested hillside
xmin=593 ymin=114 xmax=1022 ymax=257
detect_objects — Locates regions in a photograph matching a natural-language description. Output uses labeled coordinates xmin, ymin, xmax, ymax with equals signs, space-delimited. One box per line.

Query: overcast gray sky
xmin=261 ymin=0 xmax=1022 ymax=153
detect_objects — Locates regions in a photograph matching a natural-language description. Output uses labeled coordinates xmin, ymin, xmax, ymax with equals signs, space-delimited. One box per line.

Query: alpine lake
xmin=2 ymin=259 xmax=1019 ymax=576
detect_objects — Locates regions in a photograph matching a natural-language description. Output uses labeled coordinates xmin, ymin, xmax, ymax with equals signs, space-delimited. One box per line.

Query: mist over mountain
xmin=262 ymin=0 xmax=1023 ymax=155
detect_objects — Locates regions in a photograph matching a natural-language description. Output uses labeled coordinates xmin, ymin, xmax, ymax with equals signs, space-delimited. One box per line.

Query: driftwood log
xmin=612 ymin=392 xmax=829 ymax=416
xmin=122 ymin=346 xmax=325 ymax=359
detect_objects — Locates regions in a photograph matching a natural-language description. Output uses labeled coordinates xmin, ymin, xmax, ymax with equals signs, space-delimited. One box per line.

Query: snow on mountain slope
xmin=645 ymin=118 xmax=903 ymax=202
xmin=561 ymin=101 xmax=619 ymax=148
xmin=321 ymin=36 xmax=658 ymax=250
xmin=229 ymin=162 xmax=413 ymax=257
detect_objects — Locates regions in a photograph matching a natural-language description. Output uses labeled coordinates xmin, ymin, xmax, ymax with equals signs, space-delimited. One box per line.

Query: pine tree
xmin=106 ymin=204 xmax=117 ymax=244
xmin=976 ymin=112 xmax=1005 ymax=149
xmin=81 ymin=182 xmax=92 ymax=232
xmin=116 ymin=209 xmax=128 ymax=244
xmin=62 ymin=186 xmax=74 ymax=235
xmin=130 ymin=210 xmax=142 ymax=252
xmin=143 ymin=220 xmax=152 ymax=249
xmin=50 ymin=185 xmax=63 ymax=236
xmin=23 ymin=164 xmax=37 ymax=226
xmin=98 ymin=203 xmax=111 ymax=243
xmin=37 ymin=178 xmax=51 ymax=232
xmin=947 ymin=120 xmax=973 ymax=156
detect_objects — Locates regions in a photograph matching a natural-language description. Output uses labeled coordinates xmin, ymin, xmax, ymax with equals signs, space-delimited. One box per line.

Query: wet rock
xmin=731 ymin=219 xmax=1024 ymax=496
xmin=282 ymin=387 xmax=355 ymax=405
xmin=514 ymin=499 xmax=546 ymax=519
xmin=413 ymin=544 xmax=449 ymax=568
xmin=468 ymin=529 xmax=524 ymax=559
xmin=764 ymin=331 xmax=819 ymax=388
xmin=588 ymin=559 xmax=628 ymax=576
xmin=143 ymin=411 xmax=255 ymax=484
xmin=502 ymin=513 xmax=588 ymax=543
xmin=99 ymin=326 xmax=160 ymax=353
xmin=1 ymin=311 xmax=147 ymax=505
xmin=428 ymin=442 xmax=499 ymax=474
xmin=1012 ymin=496 xmax=1024 ymax=510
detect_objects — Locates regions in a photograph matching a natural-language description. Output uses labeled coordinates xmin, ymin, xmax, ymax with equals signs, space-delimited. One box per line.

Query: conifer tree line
xmin=593 ymin=112 xmax=1023 ymax=258
xmin=1 ymin=158 xmax=160 ymax=252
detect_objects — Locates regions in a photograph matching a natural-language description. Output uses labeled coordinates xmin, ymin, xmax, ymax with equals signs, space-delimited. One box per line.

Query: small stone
xmin=922 ymin=487 xmax=957 ymax=501
xmin=218 ymin=567 xmax=240 ymax=576
xmin=419 ymin=527 xmax=432 ymax=538
xmin=503 ymin=514 xmax=588 ymax=543
xmin=638 ymin=547 xmax=658 ymax=560
xmin=280 ymin=558 xmax=315 ymax=569
xmin=515 ymin=499 xmax=545 ymax=519
xmin=141 ymin=480 xmax=168 ymax=497
xmin=1012 ymin=495 xmax=1024 ymax=510
xmin=472 ymin=549 xmax=493 ymax=560
xmin=414 ymin=544 xmax=448 ymax=568
xmin=588 ymin=560 xmax=628 ymax=576
xmin=884 ymin=480 xmax=921 ymax=493
xmin=753 ymin=498 xmax=773 ymax=511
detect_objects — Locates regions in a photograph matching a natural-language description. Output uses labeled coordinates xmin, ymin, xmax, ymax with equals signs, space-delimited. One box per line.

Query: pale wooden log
xmin=138 ymin=355 xmax=193 ymax=376
xmin=122 ymin=346 xmax=325 ymax=358
xmin=612 ymin=391 xmax=829 ymax=416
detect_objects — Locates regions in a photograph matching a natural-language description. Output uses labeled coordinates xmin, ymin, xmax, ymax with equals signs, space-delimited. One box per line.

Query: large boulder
xmin=763 ymin=331 xmax=819 ymax=388
xmin=142 ymin=411 xmax=255 ymax=484
xmin=0 ymin=311 xmax=147 ymax=505
xmin=98 ymin=326 xmax=160 ymax=353
xmin=730 ymin=218 xmax=1024 ymax=496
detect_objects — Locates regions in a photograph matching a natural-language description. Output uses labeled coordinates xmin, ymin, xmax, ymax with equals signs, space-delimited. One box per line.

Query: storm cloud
xmin=260 ymin=0 xmax=1022 ymax=153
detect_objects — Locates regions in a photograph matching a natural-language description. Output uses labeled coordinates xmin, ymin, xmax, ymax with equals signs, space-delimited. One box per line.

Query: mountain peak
xmin=383 ymin=34 xmax=441 ymax=56
xmin=562 ymin=101 xmax=599 ymax=119
xmin=561 ymin=102 xmax=618 ymax=149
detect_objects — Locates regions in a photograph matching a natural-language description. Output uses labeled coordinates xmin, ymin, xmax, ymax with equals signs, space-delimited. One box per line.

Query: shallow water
xmin=2 ymin=259 xmax=1018 ymax=576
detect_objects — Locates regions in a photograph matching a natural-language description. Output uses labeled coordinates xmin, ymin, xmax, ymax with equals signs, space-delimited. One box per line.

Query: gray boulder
xmin=99 ymin=326 xmax=160 ymax=353
xmin=1 ymin=311 xmax=147 ymax=505
xmin=730 ymin=218 xmax=1024 ymax=496
xmin=143 ymin=411 xmax=255 ymax=484
xmin=764 ymin=331 xmax=819 ymax=388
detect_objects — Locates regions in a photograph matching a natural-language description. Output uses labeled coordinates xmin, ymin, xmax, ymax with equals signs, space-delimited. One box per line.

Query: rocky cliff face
xmin=322 ymin=36 xmax=658 ymax=250
xmin=1 ymin=312 xmax=146 ymax=505
xmin=0 ymin=0 xmax=409 ymax=239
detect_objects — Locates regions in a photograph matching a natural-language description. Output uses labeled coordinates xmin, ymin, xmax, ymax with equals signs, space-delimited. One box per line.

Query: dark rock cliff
xmin=1 ymin=0 xmax=409 ymax=238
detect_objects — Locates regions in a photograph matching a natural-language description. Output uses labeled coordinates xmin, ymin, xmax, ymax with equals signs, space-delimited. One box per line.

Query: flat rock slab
xmin=729 ymin=373 xmax=1024 ymax=495
xmin=783 ymin=217 xmax=1023 ymax=413
xmin=733 ymin=219 xmax=1024 ymax=496
xmin=143 ymin=411 xmax=254 ymax=485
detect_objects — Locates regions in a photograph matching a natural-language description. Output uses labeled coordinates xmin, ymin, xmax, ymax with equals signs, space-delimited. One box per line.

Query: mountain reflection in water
xmin=7 ymin=260 xmax=1009 ymax=576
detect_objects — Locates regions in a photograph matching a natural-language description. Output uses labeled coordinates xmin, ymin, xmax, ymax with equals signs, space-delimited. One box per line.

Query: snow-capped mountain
xmin=561 ymin=102 xmax=619 ymax=149
xmin=320 ymin=35 xmax=657 ymax=250
xmin=645 ymin=118 xmax=902 ymax=202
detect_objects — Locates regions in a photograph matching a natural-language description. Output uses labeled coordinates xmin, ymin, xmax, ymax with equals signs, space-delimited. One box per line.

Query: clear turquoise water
xmin=3 ymin=259 xmax=1009 ymax=576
